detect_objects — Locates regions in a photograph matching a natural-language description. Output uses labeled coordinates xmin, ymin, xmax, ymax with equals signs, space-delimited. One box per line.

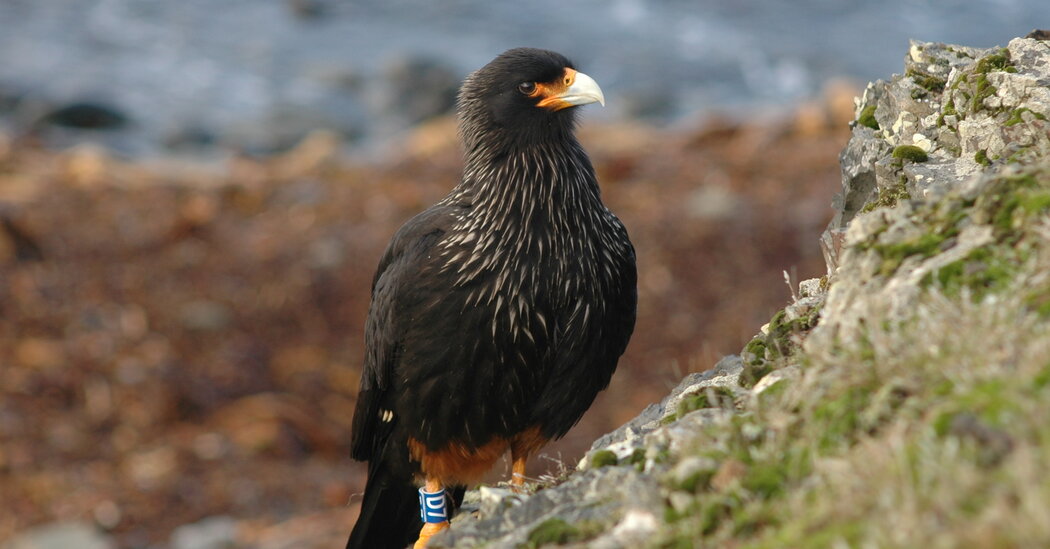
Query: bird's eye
xmin=518 ymin=82 xmax=536 ymax=95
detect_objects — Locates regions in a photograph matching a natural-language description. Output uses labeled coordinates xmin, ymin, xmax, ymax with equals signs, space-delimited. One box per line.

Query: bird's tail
xmin=347 ymin=462 xmax=420 ymax=549
xmin=346 ymin=462 xmax=466 ymax=549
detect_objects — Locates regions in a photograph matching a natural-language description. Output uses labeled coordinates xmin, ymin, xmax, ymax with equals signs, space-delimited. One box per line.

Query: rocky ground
xmin=425 ymin=32 xmax=1050 ymax=548
xmin=0 ymin=81 xmax=856 ymax=547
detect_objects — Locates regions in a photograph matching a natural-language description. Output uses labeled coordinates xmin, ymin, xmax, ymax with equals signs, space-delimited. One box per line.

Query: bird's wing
xmin=350 ymin=205 xmax=458 ymax=461
xmin=531 ymin=223 xmax=638 ymax=439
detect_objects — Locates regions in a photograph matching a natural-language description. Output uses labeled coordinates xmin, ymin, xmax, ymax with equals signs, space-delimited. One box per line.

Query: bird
xmin=346 ymin=47 xmax=637 ymax=549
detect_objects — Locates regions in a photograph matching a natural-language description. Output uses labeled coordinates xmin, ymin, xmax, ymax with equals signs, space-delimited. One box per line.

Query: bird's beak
xmin=537 ymin=68 xmax=606 ymax=111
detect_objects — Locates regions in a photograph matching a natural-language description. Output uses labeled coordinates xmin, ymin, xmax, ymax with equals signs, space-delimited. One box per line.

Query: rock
xmin=822 ymin=36 xmax=1050 ymax=265
xmin=61 ymin=144 xmax=113 ymax=188
xmin=371 ymin=55 xmax=460 ymax=133
xmin=179 ymin=300 xmax=232 ymax=332
xmin=797 ymin=277 xmax=825 ymax=297
xmin=616 ymin=88 xmax=676 ymax=120
xmin=750 ymin=365 xmax=799 ymax=396
xmin=169 ymin=516 xmax=238 ymax=549
xmin=2 ymin=522 xmax=114 ymax=549
xmin=812 ymin=35 xmax=1050 ymax=346
xmin=124 ymin=446 xmax=178 ymax=489
xmin=220 ymin=105 xmax=359 ymax=156
xmin=37 ymin=101 xmax=128 ymax=130
xmin=162 ymin=125 xmax=218 ymax=153
xmin=588 ymin=509 xmax=661 ymax=549
xmin=430 ymin=467 xmax=662 ymax=549
xmin=473 ymin=486 xmax=523 ymax=518
xmin=686 ymin=184 xmax=744 ymax=220
xmin=14 ymin=338 xmax=64 ymax=370
xmin=581 ymin=355 xmax=742 ymax=466
xmin=0 ymin=215 xmax=44 ymax=262
xmin=829 ymin=124 xmax=889 ymax=230
xmin=286 ymin=0 xmax=326 ymax=19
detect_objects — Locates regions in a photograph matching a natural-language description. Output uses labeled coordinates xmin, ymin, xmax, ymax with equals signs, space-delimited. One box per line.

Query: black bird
xmin=347 ymin=48 xmax=637 ymax=549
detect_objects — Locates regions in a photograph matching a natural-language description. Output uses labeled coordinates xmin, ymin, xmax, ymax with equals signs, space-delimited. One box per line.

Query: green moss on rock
xmin=524 ymin=518 xmax=582 ymax=547
xmin=906 ymin=67 xmax=947 ymax=92
xmin=590 ymin=449 xmax=619 ymax=468
xmin=937 ymin=99 xmax=958 ymax=126
xmin=972 ymin=173 xmax=1045 ymax=235
xmin=677 ymin=387 xmax=737 ymax=418
xmin=627 ymin=448 xmax=648 ymax=471
xmin=740 ymin=360 xmax=775 ymax=389
xmin=974 ymin=149 xmax=991 ymax=166
xmin=874 ymin=231 xmax=955 ymax=277
xmin=857 ymin=104 xmax=879 ymax=130
xmin=974 ymin=48 xmax=1014 ymax=74
xmin=1005 ymin=107 xmax=1048 ymax=126
xmin=970 ymin=73 xmax=998 ymax=112
xmin=862 ymin=177 xmax=911 ymax=213
xmin=743 ymin=337 xmax=767 ymax=365
xmin=922 ymin=246 xmax=1018 ymax=301
xmin=740 ymin=304 xmax=822 ymax=388
xmin=892 ymin=145 xmax=929 ymax=163
xmin=679 ymin=469 xmax=714 ymax=493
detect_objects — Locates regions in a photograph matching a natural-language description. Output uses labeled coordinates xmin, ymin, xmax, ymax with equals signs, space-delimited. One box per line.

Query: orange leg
xmin=511 ymin=450 xmax=528 ymax=492
xmin=414 ymin=478 xmax=449 ymax=548
xmin=509 ymin=426 xmax=547 ymax=493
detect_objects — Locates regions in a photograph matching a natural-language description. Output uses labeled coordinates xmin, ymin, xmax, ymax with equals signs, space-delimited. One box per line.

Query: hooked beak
xmin=536 ymin=68 xmax=606 ymax=111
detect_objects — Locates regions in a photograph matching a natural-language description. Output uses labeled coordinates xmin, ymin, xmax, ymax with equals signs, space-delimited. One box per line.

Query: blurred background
xmin=0 ymin=1 xmax=1043 ymax=547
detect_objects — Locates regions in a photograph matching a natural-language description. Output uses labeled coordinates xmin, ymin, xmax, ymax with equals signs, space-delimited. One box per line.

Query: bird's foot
xmin=510 ymin=472 xmax=527 ymax=494
xmin=413 ymin=521 xmax=449 ymax=548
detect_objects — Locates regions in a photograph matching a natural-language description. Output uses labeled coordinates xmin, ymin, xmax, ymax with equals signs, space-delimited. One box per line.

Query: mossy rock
xmin=589 ymin=449 xmax=619 ymax=469
xmin=857 ymin=104 xmax=879 ymax=130
xmin=871 ymin=223 xmax=957 ymax=277
xmin=905 ymin=67 xmax=947 ymax=93
xmin=739 ymin=304 xmax=821 ymax=388
xmin=973 ymin=48 xmax=1015 ymax=74
xmin=523 ymin=518 xmax=584 ymax=548
xmin=1005 ymin=107 xmax=1047 ymax=127
xmin=861 ymin=177 xmax=911 ymax=213
xmin=975 ymin=149 xmax=992 ymax=167
xmin=676 ymin=386 xmax=737 ymax=418
xmin=891 ymin=145 xmax=928 ymax=163
xmin=922 ymin=245 xmax=1019 ymax=302
xmin=743 ymin=337 xmax=767 ymax=365
xmin=937 ymin=99 xmax=957 ymax=126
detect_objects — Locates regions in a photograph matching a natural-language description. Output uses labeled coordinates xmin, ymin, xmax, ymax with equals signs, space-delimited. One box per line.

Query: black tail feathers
xmin=346 ymin=464 xmax=419 ymax=549
xmin=346 ymin=465 xmax=464 ymax=549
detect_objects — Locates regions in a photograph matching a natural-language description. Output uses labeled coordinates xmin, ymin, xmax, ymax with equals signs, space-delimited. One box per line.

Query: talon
xmin=414 ymin=521 xmax=449 ymax=548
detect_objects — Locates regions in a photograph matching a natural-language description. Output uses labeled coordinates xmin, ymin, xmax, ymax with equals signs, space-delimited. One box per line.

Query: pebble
xmin=2 ymin=522 xmax=114 ymax=549
xmin=170 ymin=516 xmax=238 ymax=549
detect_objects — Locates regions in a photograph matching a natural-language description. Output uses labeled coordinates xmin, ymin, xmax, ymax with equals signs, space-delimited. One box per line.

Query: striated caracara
xmin=347 ymin=47 xmax=637 ymax=549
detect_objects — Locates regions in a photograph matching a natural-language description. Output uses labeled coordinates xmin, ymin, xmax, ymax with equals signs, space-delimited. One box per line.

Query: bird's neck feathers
xmin=456 ymin=119 xmax=599 ymax=207
xmin=456 ymin=137 xmax=600 ymax=211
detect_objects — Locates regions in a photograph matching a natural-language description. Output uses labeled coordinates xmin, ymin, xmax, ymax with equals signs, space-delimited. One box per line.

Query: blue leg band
xmin=419 ymin=487 xmax=448 ymax=523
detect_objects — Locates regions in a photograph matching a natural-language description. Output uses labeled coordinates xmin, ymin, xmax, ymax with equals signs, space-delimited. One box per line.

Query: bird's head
xmin=458 ymin=48 xmax=605 ymax=152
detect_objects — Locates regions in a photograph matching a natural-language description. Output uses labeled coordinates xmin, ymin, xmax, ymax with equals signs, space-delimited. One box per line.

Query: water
xmin=0 ymin=0 xmax=1043 ymax=156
